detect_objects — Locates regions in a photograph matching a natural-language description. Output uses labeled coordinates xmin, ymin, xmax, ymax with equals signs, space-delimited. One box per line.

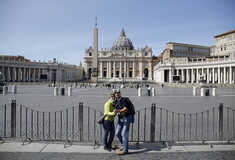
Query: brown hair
xmin=109 ymin=93 xmax=115 ymax=99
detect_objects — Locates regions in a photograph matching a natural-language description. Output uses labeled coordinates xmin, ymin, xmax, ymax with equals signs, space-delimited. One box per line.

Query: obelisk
xmin=91 ymin=18 xmax=98 ymax=83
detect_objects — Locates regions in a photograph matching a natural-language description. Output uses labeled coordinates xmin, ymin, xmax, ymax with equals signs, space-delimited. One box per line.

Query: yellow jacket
xmin=104 ymin=99 xmax=115 ymax=121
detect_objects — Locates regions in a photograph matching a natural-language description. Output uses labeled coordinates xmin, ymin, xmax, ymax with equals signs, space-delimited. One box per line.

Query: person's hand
xmin=114 ymin=109 xmax=119 ymax=114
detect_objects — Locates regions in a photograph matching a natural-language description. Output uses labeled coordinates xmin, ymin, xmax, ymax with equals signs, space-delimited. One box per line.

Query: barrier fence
xmin=0 ymin=100 xmax=234 ymax=147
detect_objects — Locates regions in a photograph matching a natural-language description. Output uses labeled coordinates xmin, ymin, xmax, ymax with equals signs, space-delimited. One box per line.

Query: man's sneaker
xmin=104 ymin=146 xmax=111 ymax=151
xmin=118 ymin=146 xmax=123 ymax=151
xmin=116 ymin=150 xmax=128 ymax=155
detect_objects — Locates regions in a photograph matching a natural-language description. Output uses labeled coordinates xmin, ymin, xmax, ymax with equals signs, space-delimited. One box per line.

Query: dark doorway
xmin=144 ymin=68 xmax=148 ymax=79
xmin=88 ymin=68 xmax=92 ymax=79
xmin=164 ymin=70 xmax=169 ymax=82
xmin=103 ymin=71 xmax=107 ymax=78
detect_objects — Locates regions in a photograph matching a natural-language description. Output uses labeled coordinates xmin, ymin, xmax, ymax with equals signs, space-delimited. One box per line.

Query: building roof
xmin=166 ymin=42 xmax=210 ymax=49
xmin=112 ymin=28 xmax=134 ymax=50
xmin=214 ymin=29 xmax=235 ymax=38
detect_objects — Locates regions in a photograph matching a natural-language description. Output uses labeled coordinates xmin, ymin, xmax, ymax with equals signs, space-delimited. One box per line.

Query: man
xmin=114 ymin=89 xmax=132 ymax=155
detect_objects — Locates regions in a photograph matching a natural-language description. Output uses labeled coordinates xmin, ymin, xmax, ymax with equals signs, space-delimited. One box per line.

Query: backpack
xmin=124 ymin=97 xmax=135 ymax=116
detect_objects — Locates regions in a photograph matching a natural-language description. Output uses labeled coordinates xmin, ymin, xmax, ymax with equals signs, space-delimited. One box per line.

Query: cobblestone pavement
xmin=0 ymin=151 xmax=235 ymax=160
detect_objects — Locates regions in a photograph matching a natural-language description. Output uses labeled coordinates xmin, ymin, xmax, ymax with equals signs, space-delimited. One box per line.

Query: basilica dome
xmin=112 ymin=28 xmax=134 ymax=50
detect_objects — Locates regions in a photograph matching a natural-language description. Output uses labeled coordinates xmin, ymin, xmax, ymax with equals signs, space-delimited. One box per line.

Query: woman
xmin=103 ymin=93 xmax=116 ymax=151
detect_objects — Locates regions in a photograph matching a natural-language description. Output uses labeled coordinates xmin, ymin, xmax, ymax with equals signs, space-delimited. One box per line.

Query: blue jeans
xmin=103 ymin=120 xmax=115 ymax=148
xmin=115 ymin=115 xmax=132 ymax=152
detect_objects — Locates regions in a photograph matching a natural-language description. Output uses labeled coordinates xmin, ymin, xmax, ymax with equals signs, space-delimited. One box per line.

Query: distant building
xmin=0 ymin=55 xmax=84 ymax=82
xmin=84 ymin=28 xmax=159 ymax=82
xmin=212 ymin=29 xmax=235 ymax=57
xmin=154 ymin=29 xmax=235 ymax=84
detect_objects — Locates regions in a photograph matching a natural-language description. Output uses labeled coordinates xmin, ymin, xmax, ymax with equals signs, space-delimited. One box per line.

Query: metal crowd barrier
xmin=0 ymin=100 xmax=234 ymax=148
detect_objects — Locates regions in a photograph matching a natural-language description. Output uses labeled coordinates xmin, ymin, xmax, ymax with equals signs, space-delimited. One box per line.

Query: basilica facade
xmin=84 ymin=28 xmax=159 ymax=82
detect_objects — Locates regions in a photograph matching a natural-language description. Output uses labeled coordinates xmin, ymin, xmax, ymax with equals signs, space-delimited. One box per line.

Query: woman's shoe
xmin=109 ymin=146 xmax=116 ymax=150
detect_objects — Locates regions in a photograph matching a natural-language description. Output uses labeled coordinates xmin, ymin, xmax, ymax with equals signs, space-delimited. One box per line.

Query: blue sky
xmin=1 ymin=0 xmax=235 ymax=65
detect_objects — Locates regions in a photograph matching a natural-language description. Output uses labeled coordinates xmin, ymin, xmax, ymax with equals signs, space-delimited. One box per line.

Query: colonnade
xmin=154 ymin=58 xmax=235 ymax=84
xmin=97 ymin=61 xmax=152 ymax=80
xmin=0 ymin=66 xmax=54 ymax=82
xmin=0 ymin=61 xmax=84 ymax=82
xmin=170 ymin=66 xmax=235 ymax=84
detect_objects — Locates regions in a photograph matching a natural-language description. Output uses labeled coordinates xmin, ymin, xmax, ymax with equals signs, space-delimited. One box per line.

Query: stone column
xmin=17 ymin=68 xmax=21 ymax=81
xmin=33 ymin=68 xmax=36 ymax=82
xmin=100 ymin=61 xmax=103 ymax=78
xmin=169 ymin=69 xmax=172 ymax=83
xmin=113 ymin=62 xmax=116 ymax=78
xmin=7 ymin=67 xmax=11 ymax=81
xmin=109 ymin=62 xmax=112 ymax=78
xmin=0 ymin=66 xmax=2 ymax=74
xmin=133 ymin=62 xmax=136 ymax=78
xmin=126 ymin=62 xmax=129 ymax=78
xmin=149 ymin=61 xmax=152 ymax=80
xmin=224 ymin=67 xmax=226 ymax=83
xmin=14 ymin=67 xmax=17 ymax=81
xmin=229 ymin=66 xmax=232 ymax=84
xmin=191 ymin=69 xmax=194 ymax=83
xmin=58 ymin=68 xmax=62 ymax=82
xmin=218 ymin=67 xmax=221 ymax=84
xmin=186 ymin=69 xmax=189 ymax=83
xmin=207 ymin=68 xmax=210 ymax=83
xmin=182 ymin=69 xmax=185 ymax=82
xmin=28 ymin=68 xmax=31 ymax=82
xmin=120 ymin=61 xmax=122 ymax=78
xmin=106 ymin=62 xmax=109 ymax=78
xmin=12 ymin=67 xmax=16 ymax=82
xmin=196 ymin=68 xmax=199 ymax=83
xmin=233 ymin=67 xmax=235 ymax=84
xmin=47 ymin=69 xmax=51 ymax=82
xmin=22 ymin=68 xmax=25 ymax=82
xmin=139 ymin=61 xmax=143 ymax=79
xmin=38 ymin=68 xmax=41 ymax=82
xmin=202 ymin=68 xmax=204 ymax=76
xmin=107 ymin=62 xmax=109 ymax=78
xmin=212 ymin=67 xmax=215 ymax=84
xmin=2 ymin=66 xmax=5 ymax=79
xmin=123 ymin=62 xmax=127 ymax=77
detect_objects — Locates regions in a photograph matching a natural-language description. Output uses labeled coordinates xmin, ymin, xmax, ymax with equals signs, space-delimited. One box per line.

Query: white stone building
xmin=0 ymin=55 xmax=84 ymax=82
xmin=154 ymin=29 xmax=235 ymax=84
